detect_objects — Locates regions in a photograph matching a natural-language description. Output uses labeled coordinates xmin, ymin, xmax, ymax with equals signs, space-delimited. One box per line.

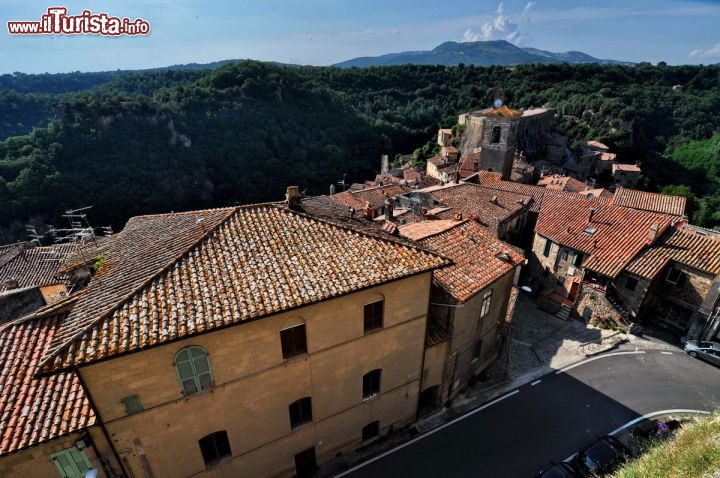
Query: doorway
xmin=294 ymin=446 xmax=317 ymax=478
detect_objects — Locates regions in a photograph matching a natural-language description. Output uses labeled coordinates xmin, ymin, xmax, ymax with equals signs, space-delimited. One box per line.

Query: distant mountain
xmin=333 ymin=40 xmax=633 ymax=68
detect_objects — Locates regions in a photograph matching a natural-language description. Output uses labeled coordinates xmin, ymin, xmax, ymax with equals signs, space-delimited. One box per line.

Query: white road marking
xmin=555 ymin=351 xmax=646 ymax=375
xmin=333 ymin=390 xmax=520 ymax=477
xmin=531 ymin=380 xmax=542 ymax=386
xmin=608 ymin=409 xmax=710 ymax=436
xmin=661 ymin=351 xmax=673 ymax=355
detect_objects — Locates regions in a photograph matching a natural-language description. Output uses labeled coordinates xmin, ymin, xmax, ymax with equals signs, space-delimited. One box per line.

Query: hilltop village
xmin=0 ymin=103 xmax=719 ymax=478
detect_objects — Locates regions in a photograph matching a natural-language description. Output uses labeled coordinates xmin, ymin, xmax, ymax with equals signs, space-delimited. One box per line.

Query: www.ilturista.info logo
xmin=7 ymin=7 xmax=150 ymax=36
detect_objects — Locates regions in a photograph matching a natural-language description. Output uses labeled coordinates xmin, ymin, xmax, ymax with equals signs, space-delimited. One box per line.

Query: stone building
xmin=458 ymin=106 xmax=558 ymax=180
xmin=400 ymin=220 xmax=524 ymax=409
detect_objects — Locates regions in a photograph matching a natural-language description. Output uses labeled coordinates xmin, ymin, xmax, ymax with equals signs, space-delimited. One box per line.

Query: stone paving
xmin=318 ymin=292 xmax=682 ymax=477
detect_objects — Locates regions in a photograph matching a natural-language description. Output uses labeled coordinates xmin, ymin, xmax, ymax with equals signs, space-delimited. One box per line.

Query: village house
xmin=27 ymin=201 xmax=448 ymax=478
xmin=399 ymin=220 xmax=524 ymax=409
xmin=0 ymin=298 xmax=115 ymax=478
xmin=612 ymin=163 xmax=643 ymax=188
xmin=524 ymin=188 xmax=720 ymax=339
xmin=425 ymin=155 xmax=458 ymax=182
xmin=328 ymin=184 xmax=410 ymax=219
xmin=0 ymin=242 xmax=78 ymax=323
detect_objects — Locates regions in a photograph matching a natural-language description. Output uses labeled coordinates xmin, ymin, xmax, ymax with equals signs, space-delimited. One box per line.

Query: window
xmin=543 ymin=238 xmax=552 ymax=257
xmin=281 ymin=324 xmax=307 ymax=359
xmin=289 ymin=397 xmax=313 ymax=429
xmin=364 ymin=300 xmax=384 ymax=332
xmin=198 ymin=431 xmax=231 ymax=466
xmin=121 ymin=394 xmax=143 ymax=415
xmin=175 ymin=346 xmax=213 ymax=396
xmin=480 ymin=289 xmax=493 ymax=318
xmin=572 ymin=252 xmax=584 ymax=266
xmin=666 ymin=267 xmax=685 ymax=285
xmin=491 ymin=126 xmax=502 ymax=143
xmin=362 ymin=421 xmax=380 ymax=441
xmin=363 ymin=369 xmax=381 ymax=399
xmin=625 ymin=277 xmax=638 ymax=291
xmin=50 ymin=447 xmax=92 ymax=478
xmin=472 ymin=340 xmax=483 ymax=361
xmin=560 ymin=250 xmax=569 ymax=261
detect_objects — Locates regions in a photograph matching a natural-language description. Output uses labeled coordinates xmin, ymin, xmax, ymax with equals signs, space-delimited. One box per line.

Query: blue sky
xmin=2 ymin=0 xmax=719 ymax=74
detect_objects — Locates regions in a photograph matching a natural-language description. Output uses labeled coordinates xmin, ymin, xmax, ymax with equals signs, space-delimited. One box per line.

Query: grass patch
xmin=611 ymin=412 xmax=720 ymax=478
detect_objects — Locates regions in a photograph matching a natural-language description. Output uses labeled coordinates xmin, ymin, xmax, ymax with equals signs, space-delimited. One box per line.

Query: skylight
xmin=584 ymin=227 xmax=597 ymax=235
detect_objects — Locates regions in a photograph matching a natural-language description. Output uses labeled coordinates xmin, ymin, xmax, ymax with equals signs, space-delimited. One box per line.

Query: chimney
xmin=348 ymin=207 xmax=356 ymax=219
xmin=3 ymin=278 xmax=18 ymax=290
xmin=380 ymin=154 xmax=389 ymax=175
xmin=384 ymin=197 xmax=394 ymax=221
xmin=647 ymin=223 xmax=660 ymax=242
xmin=363 ymin=201 xmax=374 ymax=220
xmin=491 ymin=195 xmax=499 ymax=205
xmin=588 ymin=207 xmax=597 ymax=223
xmin=286 ymin=186 xmax=301 ymax=210
xmin=329 ymin=183 xmax=336 ymax=195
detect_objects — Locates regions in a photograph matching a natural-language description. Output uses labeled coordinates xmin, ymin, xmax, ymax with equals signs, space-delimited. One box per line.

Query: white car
xmin=684 ymin=340 xmax=720 ymax=367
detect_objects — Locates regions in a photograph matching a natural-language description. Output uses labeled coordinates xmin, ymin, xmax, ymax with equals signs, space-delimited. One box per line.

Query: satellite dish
xmin=493 ymin=98 xmax=503 ymax=108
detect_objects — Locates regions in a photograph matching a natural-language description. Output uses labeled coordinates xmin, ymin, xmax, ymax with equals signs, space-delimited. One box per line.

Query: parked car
xmin=534 ymin=461 xmax=582 ymax=478
xmin=573 ymin=435 xmax=630 ymax=476
xmin=684 ymin=340 xmax=720 ymax=367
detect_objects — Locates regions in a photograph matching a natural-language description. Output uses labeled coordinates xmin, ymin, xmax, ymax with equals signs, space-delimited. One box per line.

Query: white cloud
xmin=462 ymin=2 xmax=527 ymax=45
xmin=523 ymin=2 xmax=536 ymax=17
xmin=689 ymin=43 xmax=720 ymax=60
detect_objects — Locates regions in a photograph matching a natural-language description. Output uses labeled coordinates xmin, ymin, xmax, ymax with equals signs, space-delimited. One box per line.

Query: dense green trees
xmin=1 ymin=60 xmax=720 ymax=241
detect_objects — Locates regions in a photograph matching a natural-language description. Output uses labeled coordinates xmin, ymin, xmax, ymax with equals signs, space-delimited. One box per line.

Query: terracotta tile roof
xmin=0 ymin=311 xmax=95 ymax=455
xmin=400 ymin=220 xmax=463 ymax=241
xmin=536 ymin=194 xmax=675 ymax=278
xmin=537 ymin=175 xmax=589 ymax=193
xmin=417 ymin=221 xmax=524 ymax=303
xmin=612 ymin=187 xmax=686 ymax=217
xmin=39 ymin=205 xmax=449 ymax=372
xmin=329 ymin=185 xmax=410 ymax=212
xmin=461 ymin=170 xmax=504 ymax=184
xmin=482 ymin=180 xmax=584 ymax=213
xmin=428 ymin=183 xmax=529 ymax=227
xmin=600 ymin=152 xmax=617 ymax=161
xmin=0 ymin=243 xmax=77 ymax=292
xmin=625 ymin=227 xmax=720 ymax=279
xmin=427 ymin=156 xmax=445 ymax=167
xmin=613 ymin=163 xmax=641 ymax=172
xmin=351 ymin=185 xmax=410 ymax=210
xmin=458 ymin=152 xmax=480 ymax=178
xmin=586 ymin=141 xmax=610 ymax=151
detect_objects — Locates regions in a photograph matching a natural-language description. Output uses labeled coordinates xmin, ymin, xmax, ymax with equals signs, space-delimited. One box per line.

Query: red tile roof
xmin=0 ymin=243 xmax=77 ymax=292
xmin=458 ymin=152 xmax=480 ymax=178
xmin=537 ymin=175 xmax=589 ymax=193
xmin=417 ymin=221 xmax=524 ymax=302
xmin=428 ymin=183 xmax=529 ymax=228
xmin=482 ymin=180 xmax=589 ymax=213
xmin=612 ymin=187 xmax=686 ymax=217
xmin=0 ymin=310 xmax=95 ymax=455
xmin=39 ymin=205 xmax=449 ymax=372
xmin=536 ymin=194 xmax=675 ymax=278
xmin=625 ymin=227 xmax=720 ymax=279
xmin=329 ymin=185 xmax=409 ymax=212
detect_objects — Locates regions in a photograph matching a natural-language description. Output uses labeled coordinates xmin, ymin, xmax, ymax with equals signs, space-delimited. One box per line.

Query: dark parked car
xmin=534 ymin=461 xmax=582 ymax=478
xmin=684 ymin=340 xmax=720 ymax=367
xmin=573 ymin=435 xmax=630 ymax=476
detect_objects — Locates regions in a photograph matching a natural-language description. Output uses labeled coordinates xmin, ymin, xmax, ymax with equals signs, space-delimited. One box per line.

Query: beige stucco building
xmin=32 ymin=204 xmax=448 ymax=478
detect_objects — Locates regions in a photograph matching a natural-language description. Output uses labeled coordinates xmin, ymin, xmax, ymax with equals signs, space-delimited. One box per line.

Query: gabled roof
xmin=417 ymin=221 xmax=524 ymax=303
xmin=428 ymin=183 xmax=529 ymax=228
xmin=537 ymin=175 xmax=589 ymax=193
xmin=39 ymin=205 xmax=449 ymax=372
xmin=612 ymin=187 xmax=686 ymax=217
xmin=329 ymin=185 xmax=410 ymax=211
xmin=0 ymin=243 xmax=77 ymax=292
xmin=0 ymin=310 xmax=95 ymax=456
xmin=625 ymin=227 xmax=720 ymax=279
xmin=458 ymin=152 xmax=481 ymax=178
xmin=536 ymin=194 xmax=675 ymax=278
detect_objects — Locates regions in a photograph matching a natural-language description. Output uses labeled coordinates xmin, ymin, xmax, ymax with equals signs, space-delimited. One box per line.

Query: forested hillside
xmin=1 ymin=61 xmax=720 ymax=241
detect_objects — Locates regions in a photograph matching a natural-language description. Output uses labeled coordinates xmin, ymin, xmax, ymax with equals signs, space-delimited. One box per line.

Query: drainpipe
xmin=75 ymin=369 xmax=129 ymax=478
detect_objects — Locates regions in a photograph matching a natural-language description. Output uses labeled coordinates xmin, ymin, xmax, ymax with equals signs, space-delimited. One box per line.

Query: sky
xmin=1 ymin=0 xmax=719 ymax=74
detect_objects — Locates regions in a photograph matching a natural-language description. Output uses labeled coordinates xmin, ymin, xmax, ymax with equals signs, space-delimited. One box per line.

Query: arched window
xmin=176 ymin=346 xmax=213 ymax=395
xmin=491 ymin=126 xmax=502 ymax=143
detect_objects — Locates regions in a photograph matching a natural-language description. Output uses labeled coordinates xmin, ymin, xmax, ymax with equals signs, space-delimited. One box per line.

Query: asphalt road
xmin=337 ymin=350 xmax=720 ymax=478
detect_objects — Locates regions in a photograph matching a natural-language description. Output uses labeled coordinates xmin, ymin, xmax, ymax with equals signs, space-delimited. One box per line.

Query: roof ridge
xmin=39 ymin=207 xmax=238 ymax=373
xmin=275 ymin=204 xmax=450 ymax=260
